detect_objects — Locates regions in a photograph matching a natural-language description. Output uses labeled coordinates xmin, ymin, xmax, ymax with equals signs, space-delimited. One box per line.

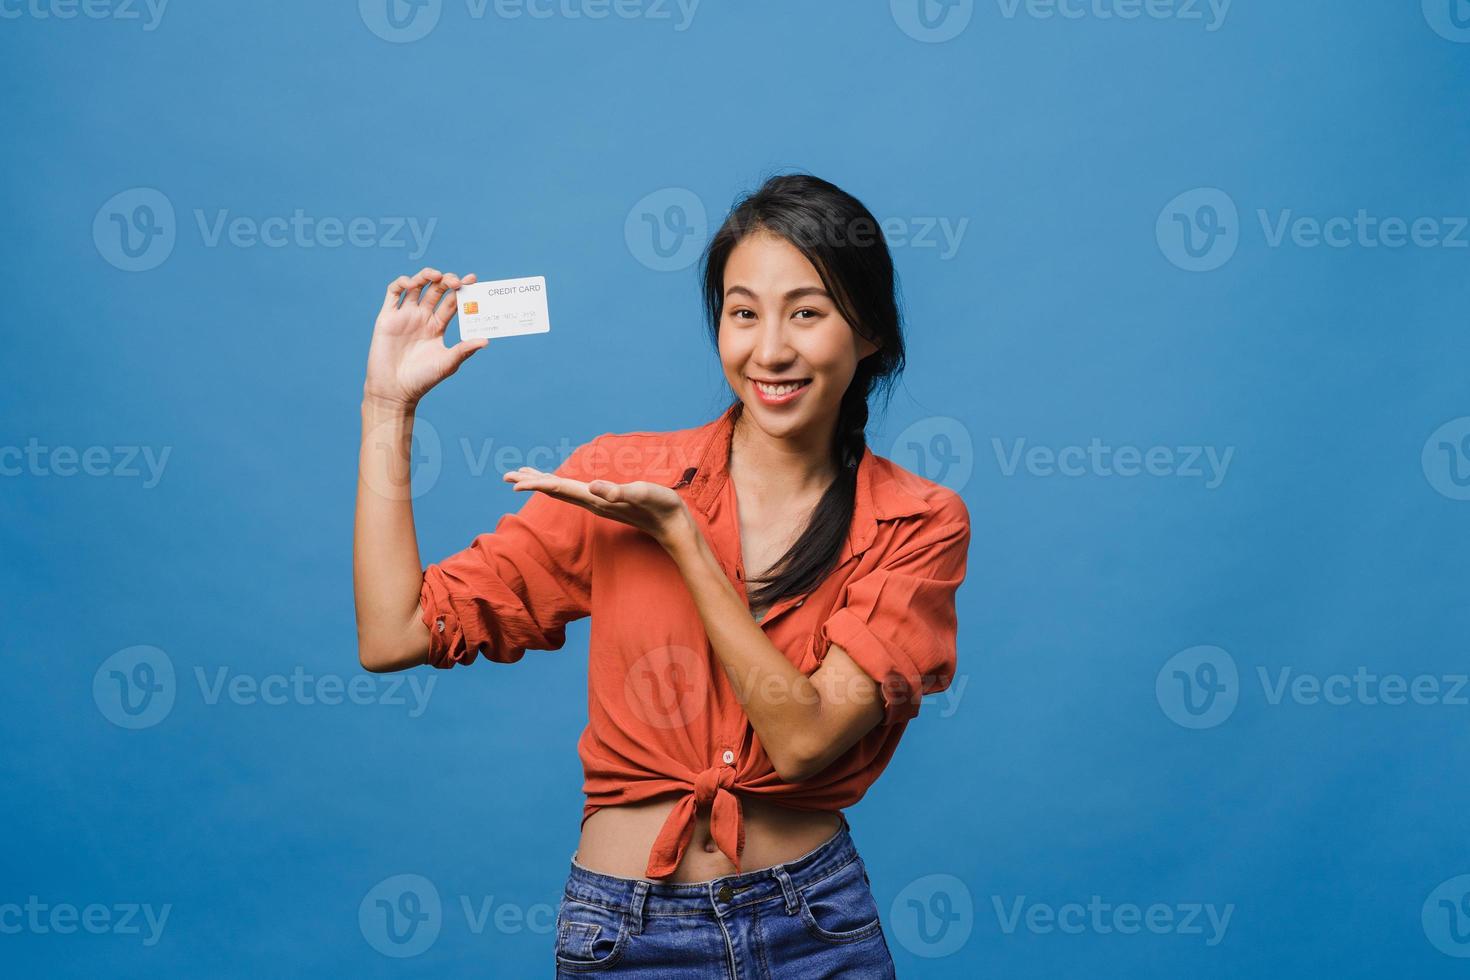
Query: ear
xmin=857 ymin=333 xmax=882 ymax=360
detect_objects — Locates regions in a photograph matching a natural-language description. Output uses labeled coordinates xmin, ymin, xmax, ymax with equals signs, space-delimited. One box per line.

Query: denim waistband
xmin=565 ymin=815 xmax=858 ymax=921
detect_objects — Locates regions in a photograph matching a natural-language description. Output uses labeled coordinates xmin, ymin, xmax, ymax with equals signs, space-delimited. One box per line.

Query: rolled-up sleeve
xmin=818 ymin=494 xmax=971 ymax=726
xmin=418 ymin=435 xmax=604 ymax=669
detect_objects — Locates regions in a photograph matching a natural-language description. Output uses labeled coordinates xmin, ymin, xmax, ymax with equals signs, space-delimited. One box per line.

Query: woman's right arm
xmin=354 ymin=267 xmax=489 ymax=673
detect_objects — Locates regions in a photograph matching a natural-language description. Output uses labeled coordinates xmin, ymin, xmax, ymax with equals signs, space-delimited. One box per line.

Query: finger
xmin=403 ymin=267 xmax=443 ymax=307
xmin=445 ymin=338 xmax=489 ymax=373
xmin=381 ymin=275 xmax=415 ymax=313
xmin=423 ymin=271 xmax=456 ymax=310
xmin=432 ymin=276 xmax=467 ymax=333
xmin=587 ymin=480 xmax=621 ymax=502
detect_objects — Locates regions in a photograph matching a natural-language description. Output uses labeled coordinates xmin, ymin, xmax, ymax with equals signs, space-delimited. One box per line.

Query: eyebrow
xmin=723 ymin=285 xmax=831 ymax=302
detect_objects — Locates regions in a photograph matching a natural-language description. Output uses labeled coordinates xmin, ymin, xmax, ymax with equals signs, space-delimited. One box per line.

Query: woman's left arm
xmin=661 ymin=524 xmax=885 ymax=783
xmin=502 ymin=466 xmax=883 ymax=783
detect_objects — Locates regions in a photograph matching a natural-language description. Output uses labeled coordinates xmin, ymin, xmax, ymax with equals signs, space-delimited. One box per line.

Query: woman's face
xmin=717 ymin=231 xmax=879 ymax=446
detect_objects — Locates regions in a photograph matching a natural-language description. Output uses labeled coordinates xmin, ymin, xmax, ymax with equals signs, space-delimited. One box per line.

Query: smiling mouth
xmin=750 ymin=378 xmax=812 ymax=396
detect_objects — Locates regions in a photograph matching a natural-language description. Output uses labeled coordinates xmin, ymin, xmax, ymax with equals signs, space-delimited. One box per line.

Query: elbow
xmin=357 ymin=634 xmax=423 ymax=674
xmin=357 ymin=640 xmax=391 ymax=674
xmin=770 ymin=742 xmax=822 ymax=784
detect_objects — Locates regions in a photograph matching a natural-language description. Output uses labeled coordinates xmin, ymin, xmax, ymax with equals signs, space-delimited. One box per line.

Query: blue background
xmin=3 ymin=0 xmax=1468 ymax=976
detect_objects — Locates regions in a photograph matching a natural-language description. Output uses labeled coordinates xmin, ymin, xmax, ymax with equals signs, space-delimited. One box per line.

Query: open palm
xmin=364 ymin=266 xmax=487 ymax=408
xmin=504 ymin=467 xmax=695 ymax=551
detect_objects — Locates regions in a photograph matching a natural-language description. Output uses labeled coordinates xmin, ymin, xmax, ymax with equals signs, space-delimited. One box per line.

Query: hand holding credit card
xmin=456 ymin=275 xmax=551 ymax=341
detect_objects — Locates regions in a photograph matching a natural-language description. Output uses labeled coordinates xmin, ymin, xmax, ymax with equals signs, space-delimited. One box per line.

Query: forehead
xmin=724 ymin=231 xmax=824 ymax=286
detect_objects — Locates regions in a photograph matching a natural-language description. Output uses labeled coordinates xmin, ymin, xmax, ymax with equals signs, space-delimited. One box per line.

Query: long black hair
xmin=699 ymin=173 xmax=907 ymax=609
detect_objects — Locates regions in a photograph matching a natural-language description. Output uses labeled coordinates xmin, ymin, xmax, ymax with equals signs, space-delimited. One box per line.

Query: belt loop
xmin=772 ymin=866 xmax=799 ymax=915
xmin=627 ymin=881 xmax=649 ymax=935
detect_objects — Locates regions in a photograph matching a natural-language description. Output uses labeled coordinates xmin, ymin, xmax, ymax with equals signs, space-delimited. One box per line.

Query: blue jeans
xmin=554 ymin=816 xmax=897 ymax=977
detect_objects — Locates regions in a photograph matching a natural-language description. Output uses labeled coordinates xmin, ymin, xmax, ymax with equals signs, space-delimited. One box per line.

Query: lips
xmin=750 ymin=377 xmax=812 ymax=405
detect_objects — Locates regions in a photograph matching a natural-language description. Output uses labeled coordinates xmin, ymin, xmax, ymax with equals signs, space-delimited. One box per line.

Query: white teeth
xmin=755 ymin=380 xmax=806 ymax=396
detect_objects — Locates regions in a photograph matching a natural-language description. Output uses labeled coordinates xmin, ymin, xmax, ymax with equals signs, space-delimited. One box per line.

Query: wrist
xmin=362 ymin=392 xmax=418 ymax=420
xmin=660 ymin=512 xmax=705 ymax=563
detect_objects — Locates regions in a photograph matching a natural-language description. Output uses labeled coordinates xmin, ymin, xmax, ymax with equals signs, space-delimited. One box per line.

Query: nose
xmin=752 ymin=317 xmax=795 ymax=369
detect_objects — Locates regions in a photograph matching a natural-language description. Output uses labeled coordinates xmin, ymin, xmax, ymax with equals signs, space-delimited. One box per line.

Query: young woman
xmin=354 ymin=174 xmax=971 ymax=977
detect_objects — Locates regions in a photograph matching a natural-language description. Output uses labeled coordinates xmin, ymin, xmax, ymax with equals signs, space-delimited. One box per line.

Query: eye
xmin=729 ymin=308 xmax=756 ymax=320
xmin=793 ymin=308 xmax=822 ymax=320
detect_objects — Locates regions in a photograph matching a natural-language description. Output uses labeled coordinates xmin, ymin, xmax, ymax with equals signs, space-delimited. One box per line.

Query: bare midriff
xmin=576 ymin=793 xmax=844 ymax=883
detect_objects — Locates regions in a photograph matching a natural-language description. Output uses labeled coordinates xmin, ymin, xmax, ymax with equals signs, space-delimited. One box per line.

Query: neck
xmin=728 ymin=402 xmax=839 ymax=500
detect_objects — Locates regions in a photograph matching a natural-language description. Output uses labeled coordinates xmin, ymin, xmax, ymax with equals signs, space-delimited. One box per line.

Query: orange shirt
xmin=418 ymin=401 xmax=971 ymax=879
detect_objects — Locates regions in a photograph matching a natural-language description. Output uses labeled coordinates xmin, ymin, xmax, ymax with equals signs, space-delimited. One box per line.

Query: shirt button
xmin=721 ymin=750 xmax=734 ymax=765
xmin=717 ymin=884 xmax=734 ymax=903
xmin=435 ymin=618 xmax=445 ymax=633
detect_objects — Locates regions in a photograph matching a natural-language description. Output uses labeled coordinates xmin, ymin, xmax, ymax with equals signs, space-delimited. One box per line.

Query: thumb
xmin=447 ymin=338 xmax=489 ymax=371
xmin=588 ymin=480 xmax=621 ymax=501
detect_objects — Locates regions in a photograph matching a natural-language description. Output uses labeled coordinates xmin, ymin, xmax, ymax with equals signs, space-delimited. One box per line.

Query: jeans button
xmin=717 ymin=884 xmax=733 ymax=903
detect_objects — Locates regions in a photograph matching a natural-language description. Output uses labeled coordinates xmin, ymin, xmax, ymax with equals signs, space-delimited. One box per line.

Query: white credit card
xmin=456 ymin=275 xmax=550 ymax=340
